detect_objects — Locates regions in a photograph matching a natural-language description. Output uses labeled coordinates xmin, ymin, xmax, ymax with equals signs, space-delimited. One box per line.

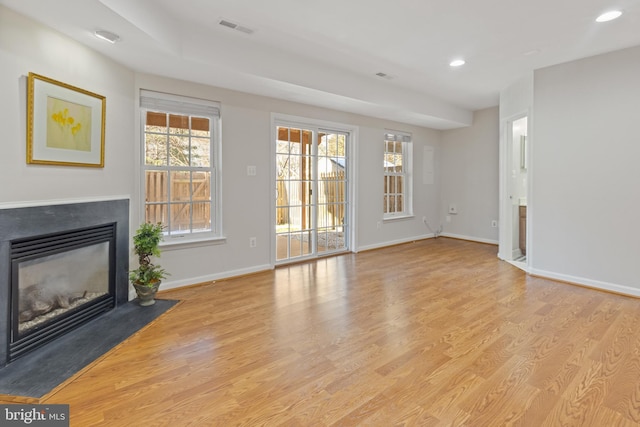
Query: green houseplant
xmin=130 ymin=222 xmax=168 ymax=306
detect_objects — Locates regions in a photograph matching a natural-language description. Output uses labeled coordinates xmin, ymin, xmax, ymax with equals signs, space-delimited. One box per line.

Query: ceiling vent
xmin=219 ymin=19 xmax=254 ymax=35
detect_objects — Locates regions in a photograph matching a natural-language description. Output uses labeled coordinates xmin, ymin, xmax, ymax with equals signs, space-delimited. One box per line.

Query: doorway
xmin=273 ymin=121 xmax=351 ymax=264
xmin=511 ymin=117 xmax=528 ymax=263
xmin=500 ymin=115 xmax=529 ymax=268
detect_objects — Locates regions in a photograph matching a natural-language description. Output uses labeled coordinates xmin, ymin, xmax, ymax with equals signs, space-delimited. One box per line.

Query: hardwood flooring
xmin=20 ymin=238 xmax=640 ymax=425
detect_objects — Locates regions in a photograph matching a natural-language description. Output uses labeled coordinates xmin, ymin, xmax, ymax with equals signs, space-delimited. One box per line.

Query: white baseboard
xmin=356 ymin=232 xmax=498 ymax=253
xmin=439 ymin=232 xmax=498 ymax=245
xmin=161 ymin=263 xmax=273 ymax=291
xmin=529 ymin=267 xmax=640 ymax=298
xmin=356 ymin=233 xmax=434 ymax=252
xmin=129 ymin=263 xmax=273 ymax=300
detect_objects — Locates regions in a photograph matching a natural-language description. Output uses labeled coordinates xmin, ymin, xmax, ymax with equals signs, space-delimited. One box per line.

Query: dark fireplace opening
xmin=9 ymin=224 xmax=116 ymax=362
xmin=0 ymin=199 xmax=129 ymax=369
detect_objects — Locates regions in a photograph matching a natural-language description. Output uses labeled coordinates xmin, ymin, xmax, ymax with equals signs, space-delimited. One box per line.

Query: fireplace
xmin=0 ymin=199 xmax=129 ymax=367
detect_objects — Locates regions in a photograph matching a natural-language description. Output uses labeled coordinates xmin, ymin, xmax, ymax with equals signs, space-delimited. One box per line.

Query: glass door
xmin=316 ymin=130 xmax=348 ymax=255
xmin=275 ymin=125 xmax=348 ymax=263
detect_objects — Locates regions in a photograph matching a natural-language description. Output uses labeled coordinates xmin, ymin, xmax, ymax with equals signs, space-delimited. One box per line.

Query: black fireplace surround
xmin=0 ymin=199 xmax=129 ymax=368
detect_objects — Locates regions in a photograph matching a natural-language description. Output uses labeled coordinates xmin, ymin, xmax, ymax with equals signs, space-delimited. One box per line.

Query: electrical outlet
xmin=249 ymin=237 xmax=257 ymax=247
xmin=491 ymin=220 xmax=498 ymax=228
xmin=446 ymin=215 xmax=451 ymax=223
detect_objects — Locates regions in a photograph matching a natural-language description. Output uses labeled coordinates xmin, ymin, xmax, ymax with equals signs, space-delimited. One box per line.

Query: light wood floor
xmin=25 ymin=238 xmax=640 ymax=425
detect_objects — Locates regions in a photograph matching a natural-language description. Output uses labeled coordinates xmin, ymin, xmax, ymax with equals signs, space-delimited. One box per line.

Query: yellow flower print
xmin=51 ymin=108 xmax=81 ymax=133
xmin=47 ymin=97 xmax=92 ymax=151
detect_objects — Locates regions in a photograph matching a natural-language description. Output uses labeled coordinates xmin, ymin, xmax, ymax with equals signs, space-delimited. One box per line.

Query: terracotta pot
xmin=133 ymin=281 xmax=161 ymax=306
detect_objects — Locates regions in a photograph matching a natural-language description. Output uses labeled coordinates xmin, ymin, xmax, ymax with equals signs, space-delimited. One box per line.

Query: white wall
xmin=4 ymin=6 xmax=529 ymax=294
xmin=134 ymin=74 xmax=443 ymax=287
xmin=499 ymin=74 xmax=534 ymax=122
xmin=440 ymin=107 xmax=499 ymax=244
xmin=357 ymin=124 xmax=442 ymax=250
xmin=532 ymin=45 xmax=640 ymax=293
xmin=0 ymin=5 xmax=446 ymax=293
xmin=0 ymin=6 xmax=135 ymax=205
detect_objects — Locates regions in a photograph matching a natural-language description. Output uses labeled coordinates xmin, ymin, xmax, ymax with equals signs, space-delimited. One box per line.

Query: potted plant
xmin=129 ymin=222 xmax=168 ymax=306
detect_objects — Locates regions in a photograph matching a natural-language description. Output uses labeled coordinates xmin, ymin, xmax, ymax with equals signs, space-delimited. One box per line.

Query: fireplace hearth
xmin=0 ymin=199 xmax=129 ymax=368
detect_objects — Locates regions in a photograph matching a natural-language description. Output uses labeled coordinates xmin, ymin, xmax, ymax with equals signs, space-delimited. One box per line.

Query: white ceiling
xmin=2 ymin=0 xmax=639 ymax=129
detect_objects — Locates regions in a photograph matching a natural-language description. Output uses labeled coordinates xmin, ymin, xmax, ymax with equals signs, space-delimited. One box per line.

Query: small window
xmin=383 ymin=130 xmax=413 ymax=219
xmin=140 ymin=90 xmax=221 ymax=241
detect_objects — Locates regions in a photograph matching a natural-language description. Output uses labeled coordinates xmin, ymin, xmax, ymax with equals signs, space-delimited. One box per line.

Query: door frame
xmin=270 ymin=113 xmax=358 ymax=266
xmin=498 ymin=111 xmax=531 ymax=267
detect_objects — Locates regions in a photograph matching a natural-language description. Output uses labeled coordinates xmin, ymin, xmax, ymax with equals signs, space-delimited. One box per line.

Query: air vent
xmin=219 ymin=20 xmax=237 ymax=29
xmin=375 ymin=72 xmax=393 ymax=80
xmin=236 ymin=26 xmax=254 ymax=35
xmin=219 ymin=19 xmax=254 ymax=35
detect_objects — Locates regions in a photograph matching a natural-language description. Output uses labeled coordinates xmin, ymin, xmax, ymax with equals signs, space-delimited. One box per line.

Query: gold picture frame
xmin=27 ymin=72 xmax=105 ymax=167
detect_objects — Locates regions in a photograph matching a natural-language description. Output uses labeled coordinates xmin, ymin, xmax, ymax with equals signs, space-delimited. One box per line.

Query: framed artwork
xmin=27 ymin=72 xmax=105 ymax=167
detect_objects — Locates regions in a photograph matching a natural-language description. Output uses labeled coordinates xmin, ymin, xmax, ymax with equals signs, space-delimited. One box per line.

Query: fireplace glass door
xmin=9 ymin=224 xmax=116 ymax=362
xmin=17 ymin=242 xmax=109 ymax=335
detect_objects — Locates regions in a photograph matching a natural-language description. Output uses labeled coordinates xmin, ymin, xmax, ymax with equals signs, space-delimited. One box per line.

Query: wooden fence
xmin=320 ymin=171 xmax=345 ymax=228
xmin=276 ymin=171 xmax=346 ymax=229
xmin=145 ymin=171 xmax=211 ymax=230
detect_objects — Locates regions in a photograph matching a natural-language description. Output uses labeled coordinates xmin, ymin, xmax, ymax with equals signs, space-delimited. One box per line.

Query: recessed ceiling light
xmin=596 ymin=10 xmax=622 ymax=22
xmin=94 ymin=30 xmax=120 ymax=43
xmin=449 ymin=59 xmax=466 ymax=67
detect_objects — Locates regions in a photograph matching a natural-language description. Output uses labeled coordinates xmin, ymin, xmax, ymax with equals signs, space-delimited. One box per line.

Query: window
xmin=383 ymin=130 xmax=412 ymax=219
xmin=140 ymin=90 xmax=221 ymax=242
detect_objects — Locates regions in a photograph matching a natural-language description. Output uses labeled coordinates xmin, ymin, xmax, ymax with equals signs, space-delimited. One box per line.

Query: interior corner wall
xmin=532 ymin=45 xmax=640 ymax=293
xmin=0 ymin=6 xmax=135 ymax=205
xmin=440 ymin=107 xmax=499 ymax=244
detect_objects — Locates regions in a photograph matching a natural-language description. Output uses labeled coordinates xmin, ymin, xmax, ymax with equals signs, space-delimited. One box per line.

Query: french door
xmin=275 ymin=123 xmax=350 ymax=263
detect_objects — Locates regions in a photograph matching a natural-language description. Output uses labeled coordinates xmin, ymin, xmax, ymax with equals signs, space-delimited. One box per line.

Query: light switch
xmin=247 ymin=165 xmax=257 ymax=176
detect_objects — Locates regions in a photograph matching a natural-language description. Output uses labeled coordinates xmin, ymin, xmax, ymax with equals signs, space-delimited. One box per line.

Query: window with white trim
xmin=140 ymin=90 xmax=221 ymax=241
xmin=383 ymin=130 xmax=413 ymax=219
